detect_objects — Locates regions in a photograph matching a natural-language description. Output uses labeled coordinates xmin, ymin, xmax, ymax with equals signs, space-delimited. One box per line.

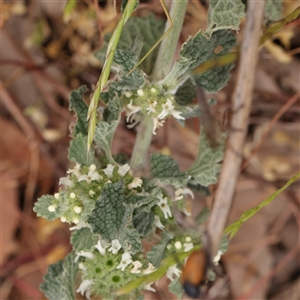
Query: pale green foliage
xmin=188 ymin=132 xmax=225 ymax=186
xmin=34 ymin=0 xmax=251 ymax=299
xmin=265 ymin=0 xmax=283 ymax=23
xmin=40 ymin=253 xmax=79 ymax=300
xmin=95 ymin=13 xmax=165 ymax=75
xmin=68 ymin=133 xmax=97 ymax=166
xmin=150 ymin=153 xmax=189 ymax=186
xmin=33 ymin=195 xmax=58 ymax=221
xmin=71 ymin=228 xmax=98 ymax=252
xmin=207 ymin=0 xmax=245 ymax=34
xmin=146 ymin=231 xmax=173 ymax=267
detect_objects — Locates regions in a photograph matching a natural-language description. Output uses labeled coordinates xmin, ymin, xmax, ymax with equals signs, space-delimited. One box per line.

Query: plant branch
xmin=207 ymin=1 xmax=266 ymax=256
xmin=151 ymin=0 xmax=188 ymax=81
xmin=130 ymin=0 xmax=188 ymax=172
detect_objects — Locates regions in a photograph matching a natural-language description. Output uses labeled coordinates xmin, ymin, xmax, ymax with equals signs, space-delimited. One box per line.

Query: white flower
xmin=124 ymin=91 xmax=133 ymax=98
xmin=158 ymin=98 xmax=174 ymax=119
xmin=166 ymin=264 xmax=181 ymax=281
xmin=154 ymin=215 xmax=164 ymax=230
xmin=118 ymin=164 xmax=130 ymax=177
xmin=170 ymin=109 xmax=184 ymax=120
xmin=175 ymin=188 xmax=194 ymax=201
xmin=78 ymin=167 xmax=101 ymax=184
xmin=130 ymin=261 xmax=143 ymax=274
xmin=72 ymin=217 xmax=79 ymax=224
xmin=167 ymin=244 xmax=172 ymax=250
xmin=174 ymin=241 xmax=182 ymax=250
xmin=183 ymin=243 xmax=194 ymax=252
xmin=137 ymin=89 xmax=144 ymax=96
xmin=117 ymin=252 xmax=133 ymax=271
xmin=150 ymin=87 xmax=157 ymax=93
xmin=103 ymin=164 xmax=115 ymax=179
xmin=127 ymin=177 xmax=143 ymax=190
xmin=108 ymin=239 xmax=121 ymax=254
xmin=146 ymin=100 xmax=157 ymax=114
xmin=73 ymin=205 xmax=82 ymax=213
xmin=61 ymin=216 xmax=67 ymax=222
xmin=70 ymin=221 xmax=90 ymax=231
xmin=185 ymin=236 xmax=192 ymax=242
xmin=213 ymin=250 xmax=223 ymax=265
xmin=48 ymin=205 xmax=56 ymax=212
xmin=144 ymin=282 xmax=156 ymax=292
xmin=94 ymin=240 xmax=109 ymax=256
xmin=157 ymin=195 xmax=172 ymax=219
xmin=76 ymin=279 xmax=93 ymax=300
xmin=54 ymin=193 xmax=60 ymax=199
xmin=70 ymin=192 xmax=76 ymax=199
xmin=126 ymin=100 xmax=141 ymax=122
xmin=89 ymin=164 xmax=97 ymax=172
xmin=152 ymin=117 xmax=165 ymax=135
xmin=157 ymin=98 xmax=184 ymax=120
xmin=89 ymin=190 xmax=95 ymax=197
xmin=78 ymin=262 xmax=86 ymax=270
xmin=75 ymin=251 xmax=94 ymax=262
xmin=59 ymin=176 xmax=74 ymax=187
xmin=142 ymin=262 xmax=156 ymax=274
xmin=67 ymin=163 xmax=81 ymax=178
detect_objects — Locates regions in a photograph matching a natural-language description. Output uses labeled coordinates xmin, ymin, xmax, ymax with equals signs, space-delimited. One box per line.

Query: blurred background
xmin=1 ymin=0 xmax=299 ymax=299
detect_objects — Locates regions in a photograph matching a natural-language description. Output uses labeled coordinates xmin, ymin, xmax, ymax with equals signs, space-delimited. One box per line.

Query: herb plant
xmin=33 ymin=1 xmax=272 ymax=299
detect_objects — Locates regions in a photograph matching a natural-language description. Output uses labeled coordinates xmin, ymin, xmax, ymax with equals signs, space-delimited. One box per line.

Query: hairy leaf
xmin=150 ymin=153 xmax=189 ymax=186
xmin=95 ymin=14 xmax=165 ymax=75
xmin=207 ymin=0 xmax=245 ymax=34
xmin=187 ymin=132 xmax=225 ymax=186
xmin=70 ymin=228 xmax=98 ymax=252
xmin=68 ymin=133 xmax=96 ymax=166
xmin=69 ymin=85 xmax=89 ymax=136
xmin=40 ymin=253 xmax=78 ymax=300
xmin=146 ymin=231 xmax=173 ymax=267
xmin=33 ymin=195 xmax=57 ymax=221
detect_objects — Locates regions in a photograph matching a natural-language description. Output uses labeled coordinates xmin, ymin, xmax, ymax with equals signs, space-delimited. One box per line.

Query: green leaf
xmin=150 ymin=153 xmax=190 ymax=186
xmin=187 ymin=132 xmax=225 ymax=186
xmin=225 ymin=171 xmax=300 ymax=239
xmin=195 ymin=63 xmax=234 ymax=93
xmin=146 ymin=231 xmax=173 ymax=267
xmin=40 ymin=253 xmax=79 ymax=300
xmin=207 ymin=0 xmax=245 ymax=34
xmin=118 ymin=204 xmax=142 ymax=254
xmin=169 ymin=277 xmax=183 ymax=299
xmin=103 ymin=94 xmax=123 ymax=122
xmin=69 ymin=85 xmax=89 ymax=136
xmin=40 ymin=260 xmax=64 ymax=300
xmin=265 ymin=0 xmax=283 ymax=23
xmin=187 ymin=182 xmax=211 ymax=196
xmin=68 ymin=133 xmax=96 ymax=166
xmin=70 ymin=228 xmax=98 ymax=252
xmin=88 ymin=181 xmax=126 ymax=241
xmin=175 ymin=78 xmax=197 ymax=105
xmin=78 ymin=194 xmax=97 ymax=222
xmin=94 ymin=119 xmax=120 ymax=164
xmin=33 ymin=195 xmax=57 ymax=221
xmin=95 ymin=13 xmax=165 ymax=75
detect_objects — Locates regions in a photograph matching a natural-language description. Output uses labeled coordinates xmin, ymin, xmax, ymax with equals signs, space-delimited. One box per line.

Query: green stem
xmin=152 ymin=0 xmax=188 ymax=81
xmin=130 ymin=0 xmax=188 ymax=172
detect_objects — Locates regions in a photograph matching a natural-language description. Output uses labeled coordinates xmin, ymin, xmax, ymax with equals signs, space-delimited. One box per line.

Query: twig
xmin=207 ymin=1 xmax=266 ymax=256
xmin=241 ymin=91 xmax=300 ymax=170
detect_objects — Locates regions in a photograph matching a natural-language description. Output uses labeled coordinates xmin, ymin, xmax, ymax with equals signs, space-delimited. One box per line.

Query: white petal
xmin=118 ymin=164 xmax=131 ymax=177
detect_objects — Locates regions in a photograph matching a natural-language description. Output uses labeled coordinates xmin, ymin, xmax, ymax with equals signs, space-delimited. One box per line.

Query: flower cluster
xmin=76 ymin=238 xmax=160 ymax=299
xmin=47 ymin=163 xmax=143 ymax=225
xmin=123 ymin=85 xmax=184 ymax=134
